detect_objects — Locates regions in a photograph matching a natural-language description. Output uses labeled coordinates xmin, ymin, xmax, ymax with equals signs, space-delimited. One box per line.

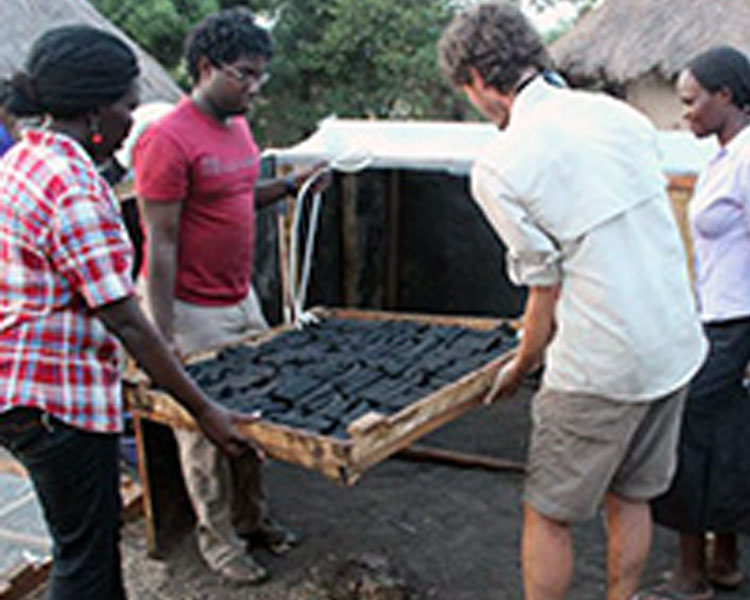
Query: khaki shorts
xmin=524 ymin=385 xmax=687 ymax=522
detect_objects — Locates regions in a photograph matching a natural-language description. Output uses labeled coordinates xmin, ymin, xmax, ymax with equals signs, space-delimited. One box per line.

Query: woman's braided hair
xmin=3 ymin=25 xmax=139 ymax=119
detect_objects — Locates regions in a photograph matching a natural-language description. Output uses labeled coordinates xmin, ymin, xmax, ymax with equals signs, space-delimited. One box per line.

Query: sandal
xmin=708 ymin=566 xmax=743 ymax=590
xmin=215 ymin=553 xmax=268 ymax=585
xmin=242 ymin=519 xmax=301 ymax=556
xmin=631 ymin=582 xmax=714 ymax=600
xmin=706 ymin=533 xmax=742 ymax=589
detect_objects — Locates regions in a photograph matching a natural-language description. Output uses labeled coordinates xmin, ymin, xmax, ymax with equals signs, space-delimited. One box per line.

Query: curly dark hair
xmin=438 ymin=2 xmax=551 ymax=94
xmin=185 ymin=7 xmax=273 ymax=83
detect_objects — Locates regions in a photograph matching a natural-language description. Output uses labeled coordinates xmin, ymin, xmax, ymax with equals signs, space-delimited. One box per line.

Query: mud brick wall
xmin=182 ymin=318 xmax=518 ymax=439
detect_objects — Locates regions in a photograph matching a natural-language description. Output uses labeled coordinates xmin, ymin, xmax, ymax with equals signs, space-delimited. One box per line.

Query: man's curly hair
xmin=438 ymin=2 xmax=551 ymax=94
xmin=185 ymin=7 xmax=273 ymax=83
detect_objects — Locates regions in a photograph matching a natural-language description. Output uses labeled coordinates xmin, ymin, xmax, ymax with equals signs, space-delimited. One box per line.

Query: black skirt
xmin=652 ymin=316 xmax=750 ymax=534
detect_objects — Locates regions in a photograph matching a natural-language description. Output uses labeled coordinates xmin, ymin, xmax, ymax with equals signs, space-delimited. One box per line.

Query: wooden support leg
xmin=133 ymin=414 xmax=159 ymax=557
xmin=132 ymin=415 xmax=195 ymax=558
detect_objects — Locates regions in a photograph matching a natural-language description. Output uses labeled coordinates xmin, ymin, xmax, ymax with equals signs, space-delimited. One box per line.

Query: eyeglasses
xmin=218 ymin=63 xmax=271 ymax=87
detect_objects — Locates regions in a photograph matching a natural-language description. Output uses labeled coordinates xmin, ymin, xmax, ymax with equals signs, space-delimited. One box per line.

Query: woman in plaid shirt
xmin=0 ymin=26 xmax=259 ymax=600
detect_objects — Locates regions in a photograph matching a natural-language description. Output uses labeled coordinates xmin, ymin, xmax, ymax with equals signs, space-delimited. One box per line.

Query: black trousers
xmin=0 ymin=407 xmax=126 ymax=600
xmin=652 ymin=317 xmax=750 ymax=534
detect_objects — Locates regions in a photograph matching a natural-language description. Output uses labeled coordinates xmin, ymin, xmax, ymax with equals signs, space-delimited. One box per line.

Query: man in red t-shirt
xmin=134 ymin=8 xmax=327 ymax=585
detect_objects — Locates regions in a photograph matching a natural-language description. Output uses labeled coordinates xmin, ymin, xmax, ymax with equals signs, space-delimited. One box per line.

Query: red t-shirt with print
xmin=134 ymin=97 xmax=261 ymax=306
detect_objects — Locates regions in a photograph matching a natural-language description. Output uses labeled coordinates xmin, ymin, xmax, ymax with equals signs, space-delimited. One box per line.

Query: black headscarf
xmin=688 ymin=45 xmax=750 ymax=111
xmin=4 ymin=25 xmax=139 ymax=118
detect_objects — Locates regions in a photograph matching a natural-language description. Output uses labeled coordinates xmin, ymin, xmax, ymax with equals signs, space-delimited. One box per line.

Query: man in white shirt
xmin=438 ymin=3 xmax=707 ymax=600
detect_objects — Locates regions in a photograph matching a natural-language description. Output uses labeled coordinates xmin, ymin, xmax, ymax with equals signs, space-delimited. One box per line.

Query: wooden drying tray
xmin=125 ymin=307 xmax=517 ymax=486
xmin=126 ymin=307 xmax=518 ymax=555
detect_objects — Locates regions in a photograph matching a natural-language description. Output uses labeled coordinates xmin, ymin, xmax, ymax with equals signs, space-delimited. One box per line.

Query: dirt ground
xmin=25 ymin=382 xmax=750 ymax=600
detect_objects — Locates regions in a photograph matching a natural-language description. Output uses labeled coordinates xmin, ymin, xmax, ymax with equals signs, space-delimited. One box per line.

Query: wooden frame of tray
xmin=126 ymin=307 xmax=517 ymax=486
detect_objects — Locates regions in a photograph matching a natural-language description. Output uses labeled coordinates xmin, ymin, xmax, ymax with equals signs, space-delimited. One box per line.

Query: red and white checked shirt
xmin=0 ymin=129 xmax=134 ymax=433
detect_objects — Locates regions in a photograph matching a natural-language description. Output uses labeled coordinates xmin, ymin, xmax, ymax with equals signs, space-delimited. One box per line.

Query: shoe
xmin=705 ymin=533 xmax=743 ymax=589
xmin=708 ymin=566 xmax=743 ymax=590
xmin=631 ymin=582 xmax=714 ymax=600
xmin=243 ymin=519 xmax=301 ymax=556
xmin=215 ymin=553 xmax=268 ymax=585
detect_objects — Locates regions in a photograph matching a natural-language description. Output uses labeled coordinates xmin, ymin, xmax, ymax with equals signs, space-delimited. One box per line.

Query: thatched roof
xmin=550 ymin=0 xmax=750 ymax=86
xmin=0 ymin=0 xmax=182 ymax=103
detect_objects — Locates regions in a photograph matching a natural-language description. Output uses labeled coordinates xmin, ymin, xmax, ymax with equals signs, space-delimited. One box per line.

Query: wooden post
xmin=131 ymin=413 xmax=194 ymax=558
xmin=132 ymin=414 xmax=159 ymax=557
xmin=277 ymin=205 xmax=292 ymax=324
xmin=341 ymin=173 xmax=359 ymax=306
xmin=385 ymin=170 xmax=401 ymax=309
xmin=275 ymin=164 xmax=295 ymax=324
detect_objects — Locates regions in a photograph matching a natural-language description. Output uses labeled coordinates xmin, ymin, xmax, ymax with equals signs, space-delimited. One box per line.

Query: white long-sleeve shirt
xmin=472 ymin=78 xmax=707 ymax=401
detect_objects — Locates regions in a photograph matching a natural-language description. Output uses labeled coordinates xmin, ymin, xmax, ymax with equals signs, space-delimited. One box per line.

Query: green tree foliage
xmin=90 ymin=0 xmax=219 ymax=70
xmin=91 ymin=0 xmax=600 ymax=146
xmin=91 ymin=0 xmax=463 ymax=146
xmin=252 ymin=0 xmax=461 ymax=145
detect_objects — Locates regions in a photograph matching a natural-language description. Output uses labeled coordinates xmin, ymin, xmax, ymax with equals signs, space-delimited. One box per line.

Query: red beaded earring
xmin=89 ymin=115 xmax=103 ymax=146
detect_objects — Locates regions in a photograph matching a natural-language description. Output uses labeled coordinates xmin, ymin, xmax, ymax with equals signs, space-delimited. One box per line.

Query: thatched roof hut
xmin=551 ymin=0 xmax=750 ymax=85
xmin=550 ymin=0 xmax=750 ymax=128
xmin=0 ymin=0 xmax=182 ymax=104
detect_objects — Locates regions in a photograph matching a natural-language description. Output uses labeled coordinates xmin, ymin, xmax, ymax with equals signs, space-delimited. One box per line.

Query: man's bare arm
xmin=485 ymin=284 xmax=560 ymax=403
xmin=138 ymin=197 xmax=182 ymax=345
